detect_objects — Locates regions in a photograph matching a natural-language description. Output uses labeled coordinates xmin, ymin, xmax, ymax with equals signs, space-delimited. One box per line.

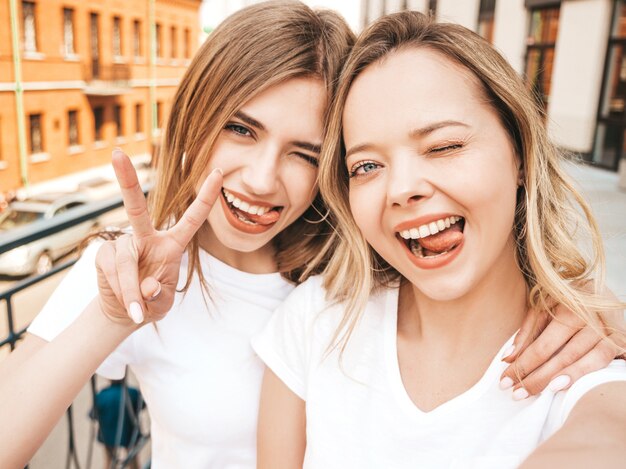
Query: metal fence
xmin=0 ymin=195 xmax=150 ymax=469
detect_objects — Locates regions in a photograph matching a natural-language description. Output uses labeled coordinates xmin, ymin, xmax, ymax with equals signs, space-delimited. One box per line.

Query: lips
xmin=394 ymin=214 xmax=465 ymax=269
xmin=219 ymin=188 xmax=283 ymax=235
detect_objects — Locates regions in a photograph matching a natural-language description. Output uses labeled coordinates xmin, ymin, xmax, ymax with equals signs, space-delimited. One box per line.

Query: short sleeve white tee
xmin=29 ymin=242 xmax=294 ymax=469
xmin=252 ymin=276 xmax=626 ymax=469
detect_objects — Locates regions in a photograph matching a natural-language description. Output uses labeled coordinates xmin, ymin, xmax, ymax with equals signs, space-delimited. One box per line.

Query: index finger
xmin=170 ymin=168 xmax=223 ymax=248
xmin=112 ymin=149 xmax=154 ymax=239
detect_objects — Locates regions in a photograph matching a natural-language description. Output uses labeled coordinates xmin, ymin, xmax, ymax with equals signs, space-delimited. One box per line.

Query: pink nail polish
xmin=512 ymin=388 xmax=529 ymax=401
xmin=547 ymin=375 xmax=570 ymax=392
xmin=499 ymin=377 xmax=514 ymax=390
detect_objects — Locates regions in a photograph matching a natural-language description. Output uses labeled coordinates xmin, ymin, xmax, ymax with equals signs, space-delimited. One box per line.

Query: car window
xmin=0 ymin=210 xmax=44 ymax=230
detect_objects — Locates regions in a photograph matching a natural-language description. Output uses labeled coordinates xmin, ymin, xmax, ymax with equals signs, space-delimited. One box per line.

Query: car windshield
xmin=0 ymin=209 xmax=44 ymax=230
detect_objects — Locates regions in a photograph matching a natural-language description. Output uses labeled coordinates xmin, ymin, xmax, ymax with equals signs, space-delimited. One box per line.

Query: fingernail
xmin=512 ymin=388 xmax=529 ymax=401
xmin=150 ymin=282 xmax=162 ymax=300
xmin=501 ymin=345 xmax=515 ymax=360
xmin=129 ymin=302 xmax=144 ymax=324
xmin=547 ymin=375 xmax=570 ymax=392
xmin=499 ymin=377 xmax=514 ymax=390
xmin=211 ymin=168 xmax=223 ymax=176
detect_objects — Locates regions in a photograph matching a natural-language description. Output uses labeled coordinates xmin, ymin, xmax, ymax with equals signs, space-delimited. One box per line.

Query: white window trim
xmin=29 ymin=152 xmax=51 ymax=164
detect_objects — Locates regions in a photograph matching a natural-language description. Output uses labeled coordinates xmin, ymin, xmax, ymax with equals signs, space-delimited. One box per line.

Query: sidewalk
xmin=566 ymin=161 xmax=626 ymax=298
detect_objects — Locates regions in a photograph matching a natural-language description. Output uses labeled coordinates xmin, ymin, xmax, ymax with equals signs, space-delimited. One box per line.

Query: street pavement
xmin=10 ymin=161 xmax=626 ymax=468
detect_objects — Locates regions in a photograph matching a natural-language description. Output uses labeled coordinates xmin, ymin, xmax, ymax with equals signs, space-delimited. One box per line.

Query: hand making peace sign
xmin=95 ymin=149 xmax=222 ymax=325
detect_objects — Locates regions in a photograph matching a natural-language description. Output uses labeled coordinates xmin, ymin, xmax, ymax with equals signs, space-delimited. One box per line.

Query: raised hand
xmin=95 ymin=149 xmax=222 ymax=325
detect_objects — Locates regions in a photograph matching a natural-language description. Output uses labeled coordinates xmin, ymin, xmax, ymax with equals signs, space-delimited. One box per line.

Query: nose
xmin=240 ymin=143 xmax=280 ymax=195
xmin=386 ymin=152 xmax=435 ymax=208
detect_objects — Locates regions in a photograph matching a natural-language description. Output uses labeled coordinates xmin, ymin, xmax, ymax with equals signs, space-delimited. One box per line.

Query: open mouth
xmin=221 ymin=188 xmax=283 ymax=227
xmin=397 ymin=215 xmax=465 ymax=259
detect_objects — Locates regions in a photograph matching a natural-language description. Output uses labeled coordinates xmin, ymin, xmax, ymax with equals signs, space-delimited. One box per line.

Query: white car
xmin=0 ymin=193 xmax=98 ymax=276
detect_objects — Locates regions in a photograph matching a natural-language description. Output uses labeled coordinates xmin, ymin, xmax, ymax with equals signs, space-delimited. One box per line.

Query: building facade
xmin=0 ymin=0 xmax=202 ymax=194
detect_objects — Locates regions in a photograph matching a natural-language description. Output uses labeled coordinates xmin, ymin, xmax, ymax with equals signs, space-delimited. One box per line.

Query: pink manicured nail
xmin=150 ymin=282 xmax=162 ymax=300
xmin=501 ymin=345 xmax=515 ymax=360
xmin=499 ymin=377 xmax=514 ymax=390
xmin=211 ymin=167 xmax=223 ymax=176
xmin=548 ymin=375 xmax=570 ymax=392
xmin=129 ymin=302 xmax=144 ymax=324
xmin=512 ymin=388 xmax=529 ymax=401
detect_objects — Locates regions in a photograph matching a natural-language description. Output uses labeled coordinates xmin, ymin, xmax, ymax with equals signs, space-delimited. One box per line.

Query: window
xmin=477 ymin=0 xmax=496 ymax=43
xmin=94 ymin=106 xmax=104 ymax=141
xmin=133 ymin=20 xmax=141 ymax=58
xmin=156 ymin=101 xmax=163 ymax=129
xmin=135 ymin=103 xmax=143 ymax=133
xmin=29 ymin=114 xmax=43 ymax=154
xmin=68 ymin=110 xmax=79 ymax=146
xmin=90 ymin=13 xmax=100 ymax=79
xmin=156 ymin=23 xmax=162 ymax=57
xmin=184 ymin=28 xmax=191 ymax=58
xmin=524 ymin=6 xmax=560 ymax=112
xmin=171 ymin=26 xmax=177 ymax=58
xmin=22 ymin=1 xmax=37 ymax=53
xmin=63 ymin=8 xmax=75 ymax=56
xmin=114 ymin=105 xmax=123 ymax=137
xmin=593 ymin=0 xmax=626 ymax=169
xmin=428 ymin=0 xmax=437 ymax=16
xmin=113 ymin=16 xmax=122 ymax=57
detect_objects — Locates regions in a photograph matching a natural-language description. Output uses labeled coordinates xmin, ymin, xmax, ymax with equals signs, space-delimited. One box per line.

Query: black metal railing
xmin=0 ymin=193 xmax=151 ymax=468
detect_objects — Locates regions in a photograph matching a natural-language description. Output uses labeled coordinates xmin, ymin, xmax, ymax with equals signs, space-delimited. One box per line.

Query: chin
xmin=402 ymin=269 xmax=476 ymax=302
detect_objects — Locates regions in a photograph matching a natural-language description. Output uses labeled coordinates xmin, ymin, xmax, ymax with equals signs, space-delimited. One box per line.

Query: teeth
xmin=398 ymin=216 xmax=463 ymax=240
xmin=223 ymin=189 xmax=274 ymax=216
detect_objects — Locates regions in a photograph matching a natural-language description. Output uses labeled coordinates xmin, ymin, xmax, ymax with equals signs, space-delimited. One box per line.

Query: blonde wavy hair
xmin=148 ymin=1 xmax=355 ymax=291
xmin=319 ymin=11 xmax=625 ymax=350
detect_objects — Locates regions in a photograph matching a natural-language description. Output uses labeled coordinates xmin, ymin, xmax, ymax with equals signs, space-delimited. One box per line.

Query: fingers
xmin=141 ymin=277 xmax=162 ymax=301
xmin=115 ymin=234 xmax=145 ymax=324
xmin=111 ymin=149 xmax=154 ymax=239
xmin=170 ymin=168 xmax=223 ymax=248
xmin=502 ymin=308 xmax=550 ymax=363
xmin=95 ymin=241 xmax=123 ymax=306
xmin=505 ymin=327 xmax=602 ymax=396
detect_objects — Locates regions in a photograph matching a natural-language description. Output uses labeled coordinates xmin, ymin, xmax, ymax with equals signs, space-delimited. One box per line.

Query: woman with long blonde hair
xmin=0 ymin=2 xmax=353 ymax=467
xmin=255 ymin=10 xmax=626 ymax=468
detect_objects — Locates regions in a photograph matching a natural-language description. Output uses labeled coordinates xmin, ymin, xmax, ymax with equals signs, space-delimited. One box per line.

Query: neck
xmin=196 ymin=225 xmax=278 ymax=274
xmin=399 ymin=242 xmax=527 ymax=359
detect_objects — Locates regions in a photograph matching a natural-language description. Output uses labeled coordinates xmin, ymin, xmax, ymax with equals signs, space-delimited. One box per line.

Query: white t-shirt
xmin=29 ymin=242 xmax=294 ymax=469
xmin=252 ymin=276 xmax=626 ymax=469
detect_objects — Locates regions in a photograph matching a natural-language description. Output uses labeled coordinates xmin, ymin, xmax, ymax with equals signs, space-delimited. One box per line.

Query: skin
xmin=0 ymin=77 xmax=325 ymax=469
xmin=257 ymin=48 xmax=626 ymax=467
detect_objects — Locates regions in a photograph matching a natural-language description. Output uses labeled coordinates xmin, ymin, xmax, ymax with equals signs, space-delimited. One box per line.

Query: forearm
xmin=0 ymin=298 xmax=137 ymax=469
xmin=520 ymin=382 xmax=626 ymax=468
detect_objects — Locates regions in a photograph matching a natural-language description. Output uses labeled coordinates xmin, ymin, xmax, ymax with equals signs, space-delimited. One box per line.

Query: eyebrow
xmin=344 ymin=120 xmax=470 ymax=159
xmin=234 ymin=111 xmax=321 ymax=154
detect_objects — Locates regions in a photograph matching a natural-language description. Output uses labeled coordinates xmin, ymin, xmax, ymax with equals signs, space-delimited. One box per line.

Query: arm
xmin=0 ymin=150 xmax=223 ymax=469
xmin=519 ymin=381 xmax=626 ymax=468
xmin=500 ymin=301 xmax=625 ymax=397
xmin=257 ymin=368 xmax=306 ymax=469
xmin=0 ymin=299 xmax=136 ymax=469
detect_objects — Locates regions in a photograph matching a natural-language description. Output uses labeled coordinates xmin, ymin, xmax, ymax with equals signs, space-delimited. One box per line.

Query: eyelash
xmin=224 ymin=123 xmax=253 ymax=138
xmin=428 ymin=142 xmax=464 ymax=153
xmin=348 ymin=160 xmax=380 ymax=178
xmin=225 ymin=123 xmax=318 ymax=167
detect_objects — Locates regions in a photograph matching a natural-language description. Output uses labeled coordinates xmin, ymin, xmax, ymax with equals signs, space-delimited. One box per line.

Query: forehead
xmin=343 ymin=48 xmax=486 ymax=142
xmin=239 ymin=77 xmax=326 ymax=135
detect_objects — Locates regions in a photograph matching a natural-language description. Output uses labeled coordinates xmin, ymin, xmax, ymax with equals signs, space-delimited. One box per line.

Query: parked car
xmin=0 ymin=193 xmax=98 ymax=276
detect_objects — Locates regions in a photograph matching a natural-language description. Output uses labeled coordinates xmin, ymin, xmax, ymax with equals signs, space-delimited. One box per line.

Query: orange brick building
xmin=0 ymin=0 xmax=202 ymax=193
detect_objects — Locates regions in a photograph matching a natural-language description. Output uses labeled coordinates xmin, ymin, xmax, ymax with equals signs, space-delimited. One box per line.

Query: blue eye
xmin=225 ymin=123 xmax=252 ymax=137
xmin=349 ymin=160 xmax=381 ymax=178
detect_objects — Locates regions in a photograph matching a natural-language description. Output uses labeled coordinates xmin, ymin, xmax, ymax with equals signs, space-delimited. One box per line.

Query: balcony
xmin=83 ymin=63 xmax=132 ymax=96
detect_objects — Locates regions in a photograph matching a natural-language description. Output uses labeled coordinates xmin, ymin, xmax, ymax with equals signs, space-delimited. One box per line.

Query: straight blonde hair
xmin=319 ymin=11 xmax=625 ymax=351
xmin=149 ymin=1 xmax=355 ymax=293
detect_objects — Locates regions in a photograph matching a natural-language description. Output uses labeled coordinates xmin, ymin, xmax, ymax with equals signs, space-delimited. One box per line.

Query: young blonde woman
xmin=0 ymin=2 xmax=353 ymax=468
xmin=255 ymin=11 xmax=626 ymax=469
xmin=0 ymin=3 xmax=620 ymax=469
